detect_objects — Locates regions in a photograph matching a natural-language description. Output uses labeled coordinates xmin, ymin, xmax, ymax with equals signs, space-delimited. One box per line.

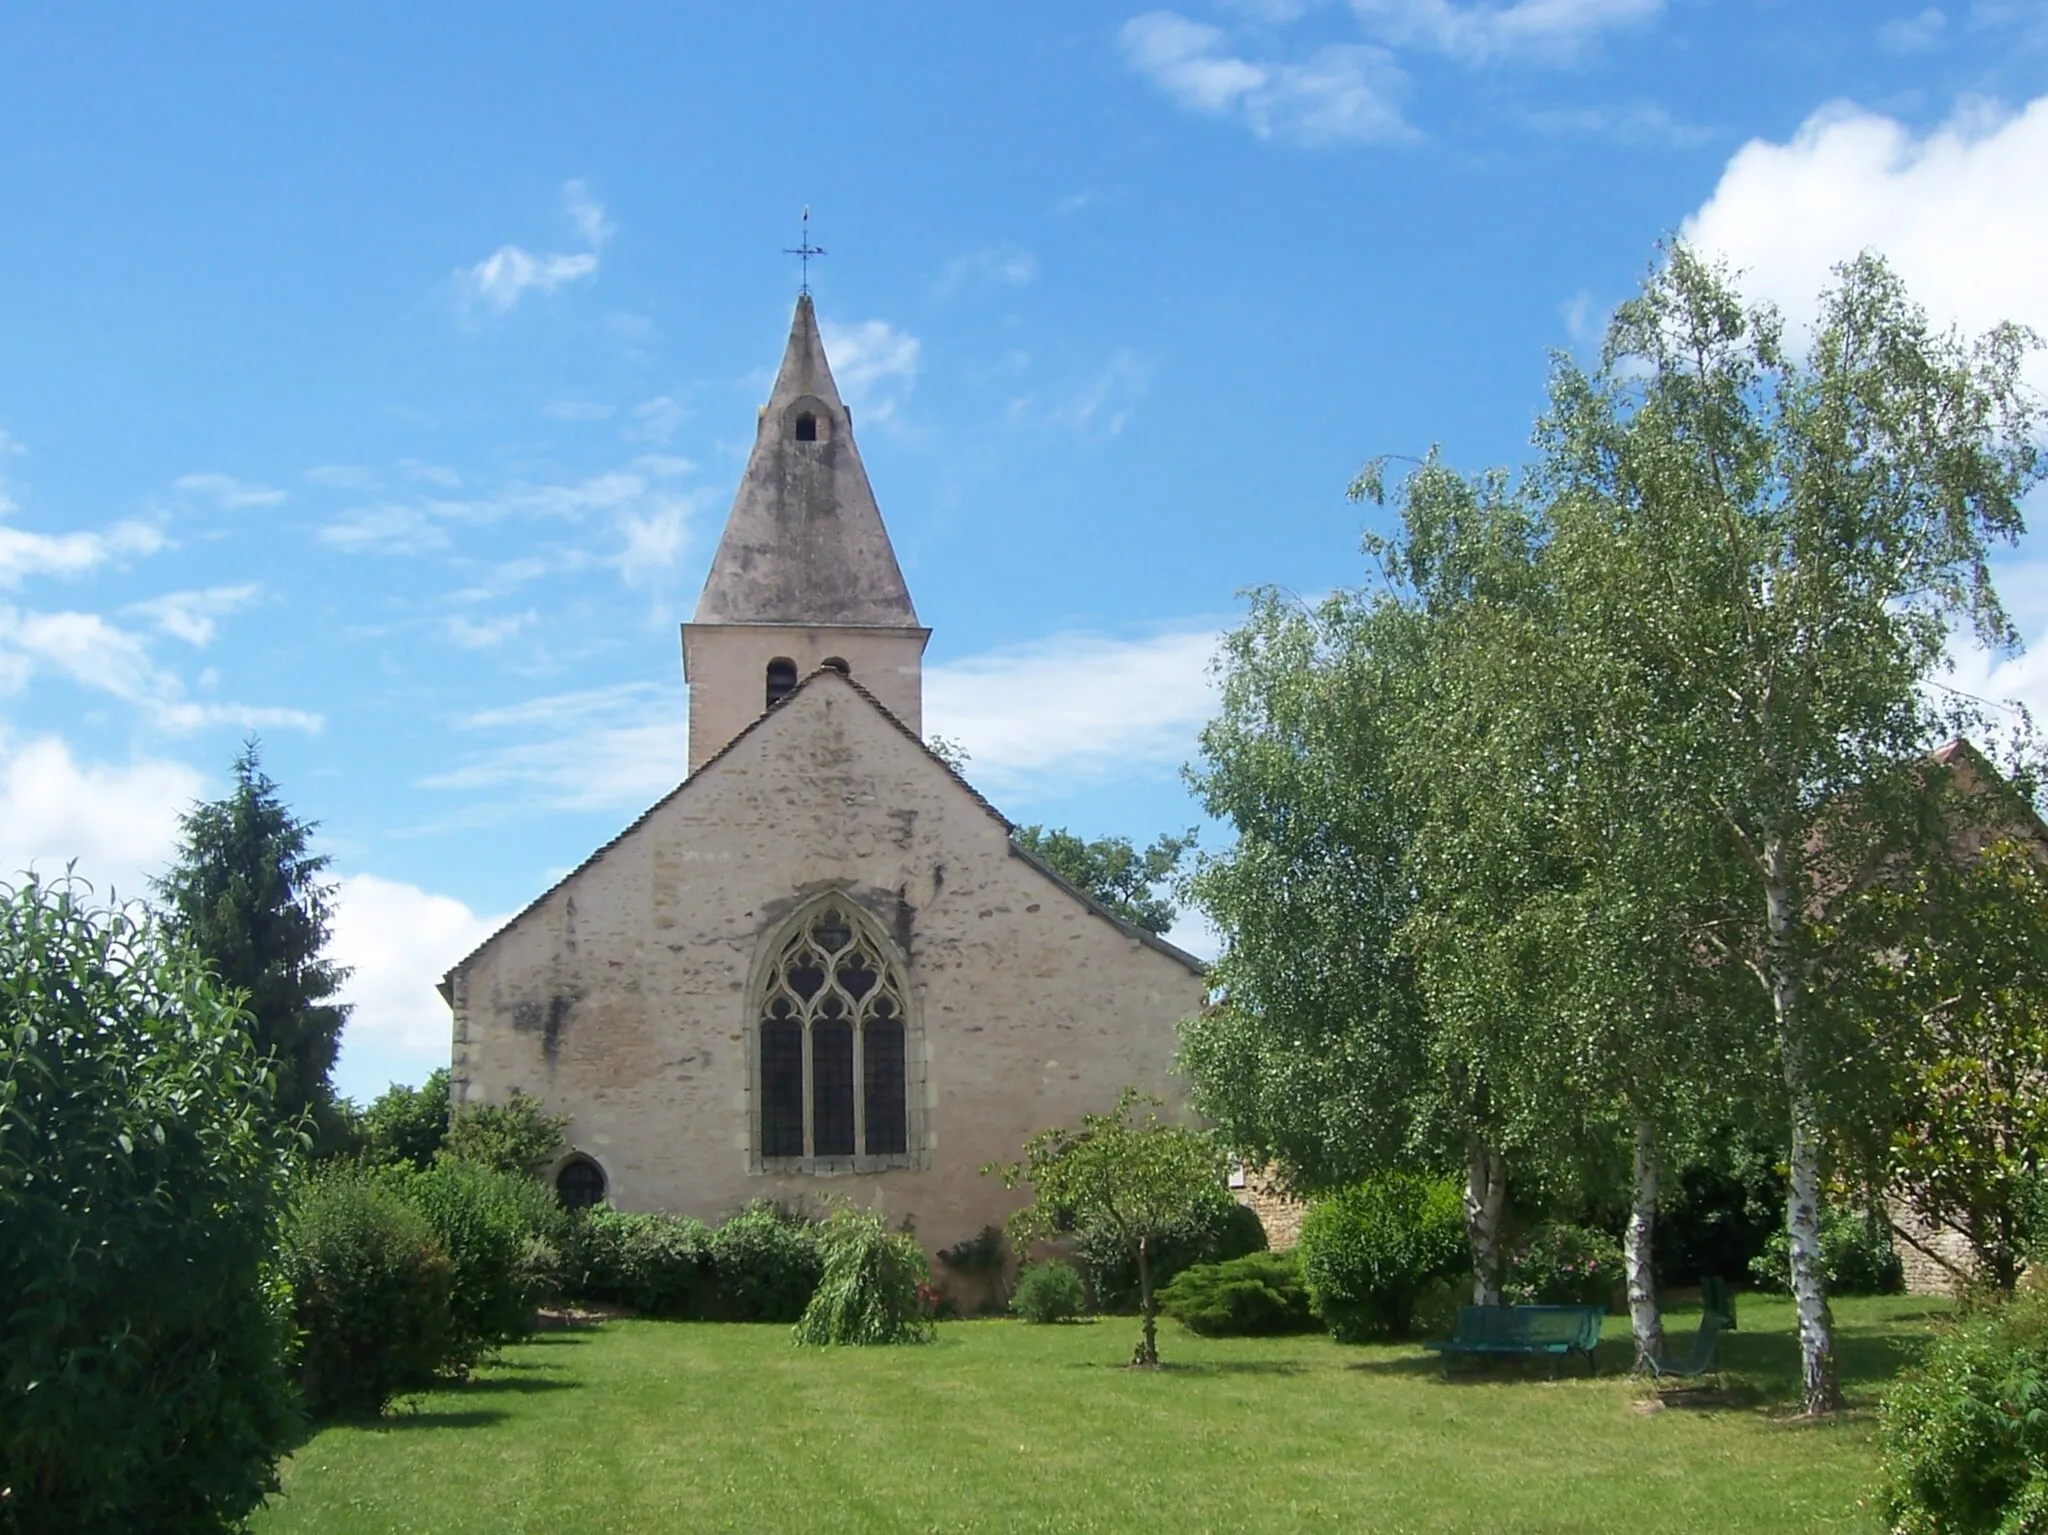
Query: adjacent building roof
xmin=691 ymin=294 xmax=920 ymax=629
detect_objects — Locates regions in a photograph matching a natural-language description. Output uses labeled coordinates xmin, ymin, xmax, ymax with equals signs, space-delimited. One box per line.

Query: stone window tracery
xmin=756 ymin=901 xmax=914 ymax=1169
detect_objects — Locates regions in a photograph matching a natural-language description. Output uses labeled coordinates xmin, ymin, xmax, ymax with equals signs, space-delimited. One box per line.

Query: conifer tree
xmin=156 ymin=740 xmax=350 ymax=1133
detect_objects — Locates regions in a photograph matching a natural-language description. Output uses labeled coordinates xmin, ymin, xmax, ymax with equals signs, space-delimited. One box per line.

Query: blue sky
xmin=4 ymin=1 xmax=2046 ymax=1102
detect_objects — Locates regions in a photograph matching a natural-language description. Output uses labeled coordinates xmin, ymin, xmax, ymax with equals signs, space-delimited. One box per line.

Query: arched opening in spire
xmin=794 ymin=412 xmax=818 ymax=442
xmin=766 ymin=657 xmax=798 ymax=709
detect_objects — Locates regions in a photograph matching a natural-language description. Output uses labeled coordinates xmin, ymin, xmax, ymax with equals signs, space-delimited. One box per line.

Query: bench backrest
xmin=1451 ymin=1305 xmax=1602 ymax=1349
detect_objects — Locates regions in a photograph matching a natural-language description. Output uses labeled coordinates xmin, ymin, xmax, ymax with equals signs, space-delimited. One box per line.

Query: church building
xmin=441 ymin=294 xmax=1207 ymax=1258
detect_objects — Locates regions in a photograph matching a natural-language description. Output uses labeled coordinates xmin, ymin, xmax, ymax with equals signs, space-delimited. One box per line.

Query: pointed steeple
xmin=692 ymin=294 xmax=919 ymax=628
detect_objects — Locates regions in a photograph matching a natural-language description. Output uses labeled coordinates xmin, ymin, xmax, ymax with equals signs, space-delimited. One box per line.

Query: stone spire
xmin=692 ymin=294 xmax=919 ymax=628
xmin=680 ymin=294 xmax=931 ymax=773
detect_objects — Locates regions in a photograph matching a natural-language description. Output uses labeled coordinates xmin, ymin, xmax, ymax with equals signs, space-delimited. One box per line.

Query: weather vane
xmin=784 ymin=206 xmax=826 ymax=295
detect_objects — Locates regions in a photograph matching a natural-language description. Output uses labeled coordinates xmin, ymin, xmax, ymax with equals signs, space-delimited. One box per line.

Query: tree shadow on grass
xmin=376 ymin=1408 xmax=510 ymax=1432
xmin=455 ymin=1374 xmax=580 ymax=1396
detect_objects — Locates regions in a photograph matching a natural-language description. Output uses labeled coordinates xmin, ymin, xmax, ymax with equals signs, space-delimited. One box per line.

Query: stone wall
xmin=449 ymin=672 xmax=1207 ymax=1265
xmin=1235 ymin=1167 xmax=1306 ymax=1251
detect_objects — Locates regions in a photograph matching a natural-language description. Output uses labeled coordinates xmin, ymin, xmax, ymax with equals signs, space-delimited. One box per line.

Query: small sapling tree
xmin=986 ymin=1088 xmax=1229 ymax=1366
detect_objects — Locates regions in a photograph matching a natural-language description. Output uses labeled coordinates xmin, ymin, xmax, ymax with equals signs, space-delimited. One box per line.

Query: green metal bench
xmin=1423 ymin=1304 xmax=1605 ymax=1377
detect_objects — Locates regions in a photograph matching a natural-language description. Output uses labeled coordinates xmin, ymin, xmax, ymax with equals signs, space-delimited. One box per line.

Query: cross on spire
xmin=783 ymin=206 xmax=826 ymax=295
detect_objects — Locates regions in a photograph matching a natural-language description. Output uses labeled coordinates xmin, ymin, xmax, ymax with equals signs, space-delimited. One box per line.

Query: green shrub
xmin=793 ymin=1208 xmax=936 ymax=1346
xmin=359 ymin=1069 xmax=452 ymax=1170
xmin=0 ymin=878 xmax=300 ymax=1533
xmin=1012 ymin=1260 xmax=1088 ymax=1323
xmin=1076 ymin=1194 xmax=1267 ymax=1313
xmin=1879 ymin=1282 xmax=2048 ymax=1533
xmin=442 ymin=1089 xmax=569 ymax=1176
xmin=568 ymin=1208 xmax=713 ymax=1317
xmin=1750 ymin=1207 xmax=1904 ymax=1296
xmin=1158 ymin=1249 xmax=1318 ymax=1336
xmin=387 ymin=1160 xmax=564 ymax=1359
xmin=285 ymin=1167 xmax=457 ymax=1419
xmin=1505 ymin=1222 xmax=1623 ymax=1310
xmin=707 ymin=1201 xmax=824 ymax=1321
xmin=1299 ymin=1174 xmax=1467 ymax=1341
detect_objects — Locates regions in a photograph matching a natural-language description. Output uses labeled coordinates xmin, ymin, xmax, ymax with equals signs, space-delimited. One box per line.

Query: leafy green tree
xmin=442 ymin=1089 xmax=568 ymax=1176
xmin=1011 ymin=824 xmax=1193 ymax=935
xmin=1180 ymin=585 xmax=1433 ymax=1196
xmin=987 ymin=1088 xmax=1229 ymax=1366
xmin=360 ymin=1069 xmax=452 ymax=1170
xmin=1378 ymin=451 xmax=1770 ymax=1363
xmin=1536 ymin=246 xmax=2042 ymax=1412
xmin=1 ymin=875 xmax=299 ymax=1530
xmin=155 ymin=740 xmax=350 ymax=1137
xmin=1851 ymin=837 xmax=2048 ymax=1291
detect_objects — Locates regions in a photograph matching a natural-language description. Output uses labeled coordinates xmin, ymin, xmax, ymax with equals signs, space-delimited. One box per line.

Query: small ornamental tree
xmin=987 ymin=1088 xmax=1229 ymax=1366
xmin=155 ymin=740 xmax=351 ymax=1138
xmin=0 ymin=875 xmax=299 ymax=1530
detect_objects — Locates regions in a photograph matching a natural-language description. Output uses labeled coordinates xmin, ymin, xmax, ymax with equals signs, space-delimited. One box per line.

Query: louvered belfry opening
xmin=756 ymin=903 xmax=912 ymax=1166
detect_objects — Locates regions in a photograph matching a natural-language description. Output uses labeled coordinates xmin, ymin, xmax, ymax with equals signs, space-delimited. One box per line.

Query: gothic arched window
xmin=756 ymin=901 xmax=914 ymax=1169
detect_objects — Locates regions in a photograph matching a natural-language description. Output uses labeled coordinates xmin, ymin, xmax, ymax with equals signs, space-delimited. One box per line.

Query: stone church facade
xmin=442 ymin=295 xmax=1206 ymax=1257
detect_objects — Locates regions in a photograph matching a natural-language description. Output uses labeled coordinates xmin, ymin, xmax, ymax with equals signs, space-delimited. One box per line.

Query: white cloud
xmin=442 ymin=610 xmax=536 ymax=650
xmin=0 ymin=734 xmax=202 ymax=898
xmin=329 ymin=873 xmax=508 ymax=1100
xmin=1120 ymin=11 xmax=1412 ymax=145
xmin=1350 ymin=0 xmax=1663 ymax=64
xmin=818 ymin=319 xmax=922 ymax=422
xmin=1682 ymin=95 xmax=2048 ymax=396
xmin=174 ymin=471 xmax=287 ymax=508
xmin=317 ymin=503 xmax=452 ymax=556
xmin=1009 ymin=350 xmax=1152 ymax=439
xmin=0 ymin=605 xmax=320 ymax=734
xmin=1526 ymin=98 xmax=1713 ymax=147
xmin=455 ymin=181 xmax=612 ymax=318
xmin=1879 ymin=7 xmax=1947 ymax=52
xmin=562 ymin=179 xmax=614 ymax=249
xmin=426 ymin=682 xmax=688 ymax=814
xmin=625 ymin=395 xmax=687 ymax=444
xmin=924 ymin=627 xmax=1222 ymax=796
xmin=0 ymin=518 xmax=162 ymax=588
xmin=618 ymin=492 xmax=702 ymax=592
xmin=126 ymin=583 xmax=260 ymax=647
xmin=544 ymin=400 xmax=616 ymax=422
xmin=937 ymin=246 xmax=1040 ymax=299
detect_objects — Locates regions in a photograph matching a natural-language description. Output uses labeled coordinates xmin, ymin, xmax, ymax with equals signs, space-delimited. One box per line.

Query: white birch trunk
xmin=1624 ymin=1116 xmax=1664 ymax=1371
xmin=1464 ymin=1135 xmax=1506 ymax=1306
xmin=1766 ymin=832 xmax=1840 ymax=1415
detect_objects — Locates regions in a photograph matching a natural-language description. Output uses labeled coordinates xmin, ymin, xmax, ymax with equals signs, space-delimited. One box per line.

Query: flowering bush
xmin=1504 ymin=1222 xmax=1622 ymax=1310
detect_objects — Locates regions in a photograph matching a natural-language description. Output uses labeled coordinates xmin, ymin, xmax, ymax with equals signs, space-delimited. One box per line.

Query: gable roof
xmin=439 ymin=667 xmax=1204 ymax=993
xmin=691 ymin=294 xmax=920 ymax=629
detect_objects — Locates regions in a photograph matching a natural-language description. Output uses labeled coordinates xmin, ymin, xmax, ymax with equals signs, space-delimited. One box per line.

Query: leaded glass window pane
xmin=864 ymin=1019 xmax=907 ymax=1156
xmin=813 ymin=1019 xmax=855 ymax=1156
xmin=761 ymin=1020 xmax=805 ymax=1158
xmin=757 ymin=902 xmax=911 ymax=1165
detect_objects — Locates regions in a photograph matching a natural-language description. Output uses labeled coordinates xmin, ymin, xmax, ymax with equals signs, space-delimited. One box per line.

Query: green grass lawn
xmin=253 ymin=1295 xmax=1945 ymax=1534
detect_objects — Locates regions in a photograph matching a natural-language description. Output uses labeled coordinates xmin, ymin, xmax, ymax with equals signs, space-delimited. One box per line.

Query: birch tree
xmin=1538 ymin=246 xmax=2042 ymax=1413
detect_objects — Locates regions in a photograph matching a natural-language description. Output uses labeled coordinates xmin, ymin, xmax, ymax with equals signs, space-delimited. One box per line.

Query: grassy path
xmin=254 ymin=1295 xmax=1942 ymax=1534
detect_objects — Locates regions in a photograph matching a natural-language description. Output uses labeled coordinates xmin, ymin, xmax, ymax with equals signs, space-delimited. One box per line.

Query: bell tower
xmin=681 ymin=294 xmax=930 ymax=772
